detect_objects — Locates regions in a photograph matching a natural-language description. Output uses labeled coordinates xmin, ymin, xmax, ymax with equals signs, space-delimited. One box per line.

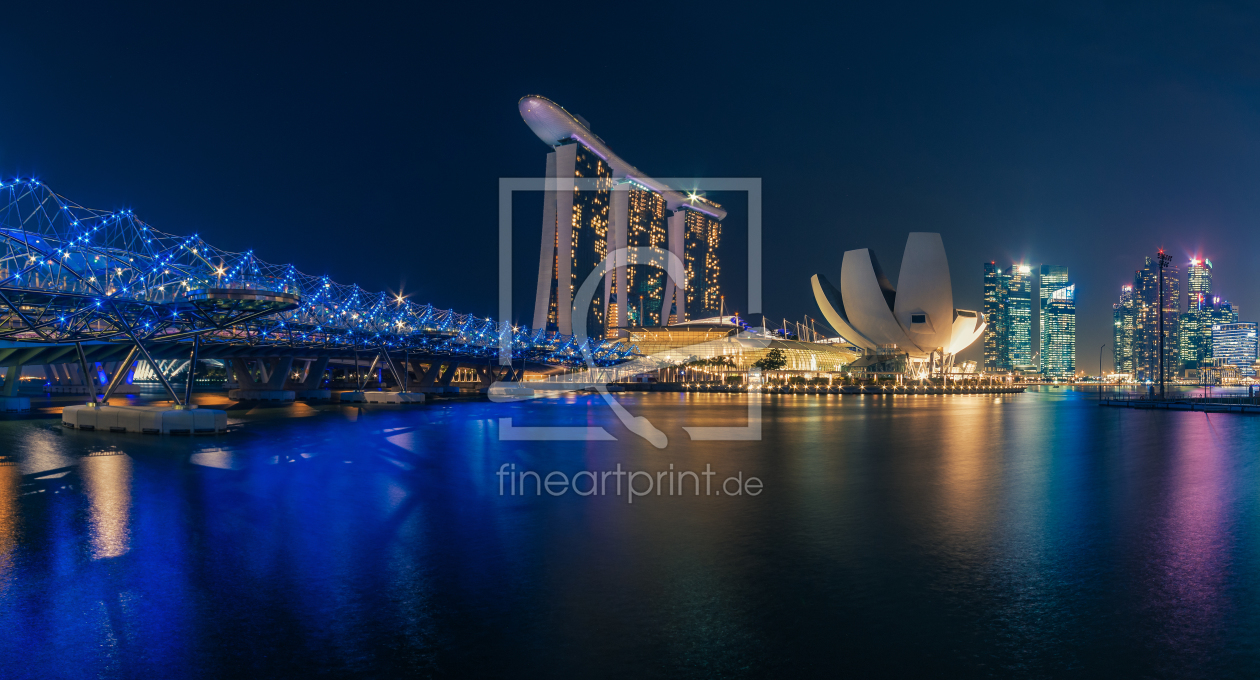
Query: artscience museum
xmin=812 ymin=232 xmax=985 ymax=375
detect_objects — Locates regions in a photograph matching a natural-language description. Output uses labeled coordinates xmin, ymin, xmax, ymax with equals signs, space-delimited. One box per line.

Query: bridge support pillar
xmin=227 ymin=357 xmax=295 ymax=402
xmin=301 ymin=357 xmax=329 ymax=390
xmin=419 ymin=362 xmax=443 ymax=387
xmin=438 ymin=362 xmax=460 ymax=387
xmin=287 ymin=357 xmax=330 ymax=400
xmin=2 ymin=364 xmax=21 ymax=397
xmin=264 ymin=357 xmax=293 ymax=390
xmin=226 ymin=359 xmax=262 ymax=388
xmin=1 ymin=363 xmax=29 ymax=411
xmin=407 ymin=360 xmax=426 ymax=390
xmin=255 ymin=359 xmax=271 ymax=385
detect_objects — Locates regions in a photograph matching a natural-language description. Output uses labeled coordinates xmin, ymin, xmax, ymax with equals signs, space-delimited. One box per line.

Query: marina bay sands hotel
xmin=519 ymin=95 xmax=726 ymax=338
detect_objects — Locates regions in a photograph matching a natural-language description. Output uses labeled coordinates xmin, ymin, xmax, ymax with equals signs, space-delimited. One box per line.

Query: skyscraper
xmin=1006 ymin=264 xmax=1034 ymax=369
xmin=1041 ymin=284 xmax=1076 ymax=378
xmin=1134 ymin=256 xmax=1179 ymax=383
xmin=609 ymin=179 xmax=668 ymax=331
xmin=1038 ymin=265 xmax=1069 ymax=374
xmin=520 ymin=95 xmax=727 ymax=337
xmin=1206 ymin=297 xmax=1238 ymax=331
xmin=981 ymin=262 xmax=1034 ymax=371
xmin=1177 ymin=307 xmax=1199 ymax=369
xmin=1212 ymin=322 xmax=1258 ymax=377
xmin=983 ymin=262 xmax=1009 ymax=370
xmin=1113 ymin=284 xmax=1136 ymax=375
xmin=1179 ymin=257 xmax=1214 ymax=368
xmin=531 ymin=141 xmax=611 ymax=336
xmin=673 ymin=202 xmax=723 ymax=321
xmin=1187 ymin=258 xmax=1212 ymax=301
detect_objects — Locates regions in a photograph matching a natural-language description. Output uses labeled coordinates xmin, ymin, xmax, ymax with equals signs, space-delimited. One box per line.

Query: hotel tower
xmin=519 ymin=95 xmax=727 ymax=338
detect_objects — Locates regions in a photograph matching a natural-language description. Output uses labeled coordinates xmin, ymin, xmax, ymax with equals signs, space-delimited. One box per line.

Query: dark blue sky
xmin=3 ymin=2 xmax=1258 ymax=368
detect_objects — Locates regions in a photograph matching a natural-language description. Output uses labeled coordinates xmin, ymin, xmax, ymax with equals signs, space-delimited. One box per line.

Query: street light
xmin=1099 ymin=343 xmax=1106 ymax=399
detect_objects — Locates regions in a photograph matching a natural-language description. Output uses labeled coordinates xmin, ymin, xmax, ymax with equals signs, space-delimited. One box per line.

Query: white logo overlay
xmin=494 ymin=178 xmax=764 ymax=448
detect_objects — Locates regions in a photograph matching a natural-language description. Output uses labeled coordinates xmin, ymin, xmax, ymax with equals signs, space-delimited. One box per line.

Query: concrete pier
xmin=598 ymin=383 xmax=1026 ymax=395
xmin=62 ymin=404 xmax=227 ymax=434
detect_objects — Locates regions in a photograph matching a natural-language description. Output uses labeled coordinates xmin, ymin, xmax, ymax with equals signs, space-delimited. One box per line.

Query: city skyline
xmin=3 ymin=6 xmax=1260 ymax=371
xmin=1108 ymin=250 xmax=1258 ymax=381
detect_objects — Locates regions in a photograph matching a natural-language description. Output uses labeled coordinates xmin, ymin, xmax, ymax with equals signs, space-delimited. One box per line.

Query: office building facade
xmin=1178 ymin=308 xmax=1200 ymax=368
xmin=1178 ymin=258 xmax=1214 ymax=369
xmin=983 ymin=262 xmax=1009 ymax=370
xmin=1211 ymin=322 xmax=1258 ymax=377
xmin=1113 ymin=284 xmax=1136 ymax=375
xmin=1006 ymin=265 xmax=1034 ymax=369
xmin=1188 ymin=258 xmax=1212 ymax=301
xmin=981 ymin=262 xmax=1034 ymax=371
xmin=1041 ymin=284 xmax=1076 ymax=378
xmin=1134 ymin=256 xmax=1180 ymax=383
xmin=1038 ymin=265 xmax=1070 ymax=374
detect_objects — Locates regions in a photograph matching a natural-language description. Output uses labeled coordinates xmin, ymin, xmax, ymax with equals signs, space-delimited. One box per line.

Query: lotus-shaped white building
xmin=811 ymin=233 xmax=985 ymax=364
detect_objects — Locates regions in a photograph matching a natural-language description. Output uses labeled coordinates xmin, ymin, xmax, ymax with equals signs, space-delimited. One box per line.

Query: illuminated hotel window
xmin=680 ymin=207 xmax=721 ymax=319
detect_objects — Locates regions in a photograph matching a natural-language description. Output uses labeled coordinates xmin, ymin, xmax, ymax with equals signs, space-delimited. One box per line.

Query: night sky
xmin=3 ymin=3 xmax=1258 ymax=369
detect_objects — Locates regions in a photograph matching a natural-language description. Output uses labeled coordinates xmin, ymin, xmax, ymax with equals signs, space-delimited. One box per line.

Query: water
xmin=2 ymin=390 xmax=1260 ymax=678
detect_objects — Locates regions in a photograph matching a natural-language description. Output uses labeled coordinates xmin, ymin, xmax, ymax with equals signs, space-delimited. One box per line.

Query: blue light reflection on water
xmin=0 ymin=390 xmax=1259 ymax=677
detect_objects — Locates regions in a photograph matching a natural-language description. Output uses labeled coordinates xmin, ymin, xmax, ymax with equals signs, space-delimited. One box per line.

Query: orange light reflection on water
xmin=80 ymin=454 xmax=133 ymax=560
xmin=0 ymin=465 xmax=17 ymax=591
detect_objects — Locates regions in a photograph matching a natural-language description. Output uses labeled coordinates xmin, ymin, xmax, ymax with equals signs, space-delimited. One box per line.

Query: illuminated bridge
xmin=0 ymin=178 xmax=633 ymax=404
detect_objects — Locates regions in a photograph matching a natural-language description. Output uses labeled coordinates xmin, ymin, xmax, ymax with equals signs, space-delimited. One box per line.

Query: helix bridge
xmin=0 ymin=178 xmax=635 ymax=401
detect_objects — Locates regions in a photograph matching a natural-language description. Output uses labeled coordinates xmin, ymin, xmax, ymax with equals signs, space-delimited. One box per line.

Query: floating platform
xmin=228 ymin=389 xmax=295 ymax=402
xmin=1 ymin=396 xmax=30 ymax=412
xmin=413 ymin=386 xmax=460 ymax=395
xmin=1099 ymin=398 xmax=1260 ymax=414
xmin=338 ymin=391 xmax=425 ymax=404
xmin=62 ymin=404 xmax=228 ymax=434
xmin=47 ymin=384 xmax=141 ymax=395
xmin=487 ymin=385 xmax=540 ymax=398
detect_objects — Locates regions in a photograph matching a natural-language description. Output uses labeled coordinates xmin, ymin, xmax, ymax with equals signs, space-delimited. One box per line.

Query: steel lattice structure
xmin=0 ymin=179 xmax=634 ymax=366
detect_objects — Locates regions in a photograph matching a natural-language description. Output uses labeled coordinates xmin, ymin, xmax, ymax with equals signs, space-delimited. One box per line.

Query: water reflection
xmin=0 ymin=463 xmax=17 ymax=591
xmin=936 ymin=399 xmax=1000 ymax=547
xmin=1152 ymin=413 xmax=1234 ymax=653
xmin=80 ymin=453 xmax=133 ymax=559
xmin=0 ymin=393 xmax=1259 ymax=676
